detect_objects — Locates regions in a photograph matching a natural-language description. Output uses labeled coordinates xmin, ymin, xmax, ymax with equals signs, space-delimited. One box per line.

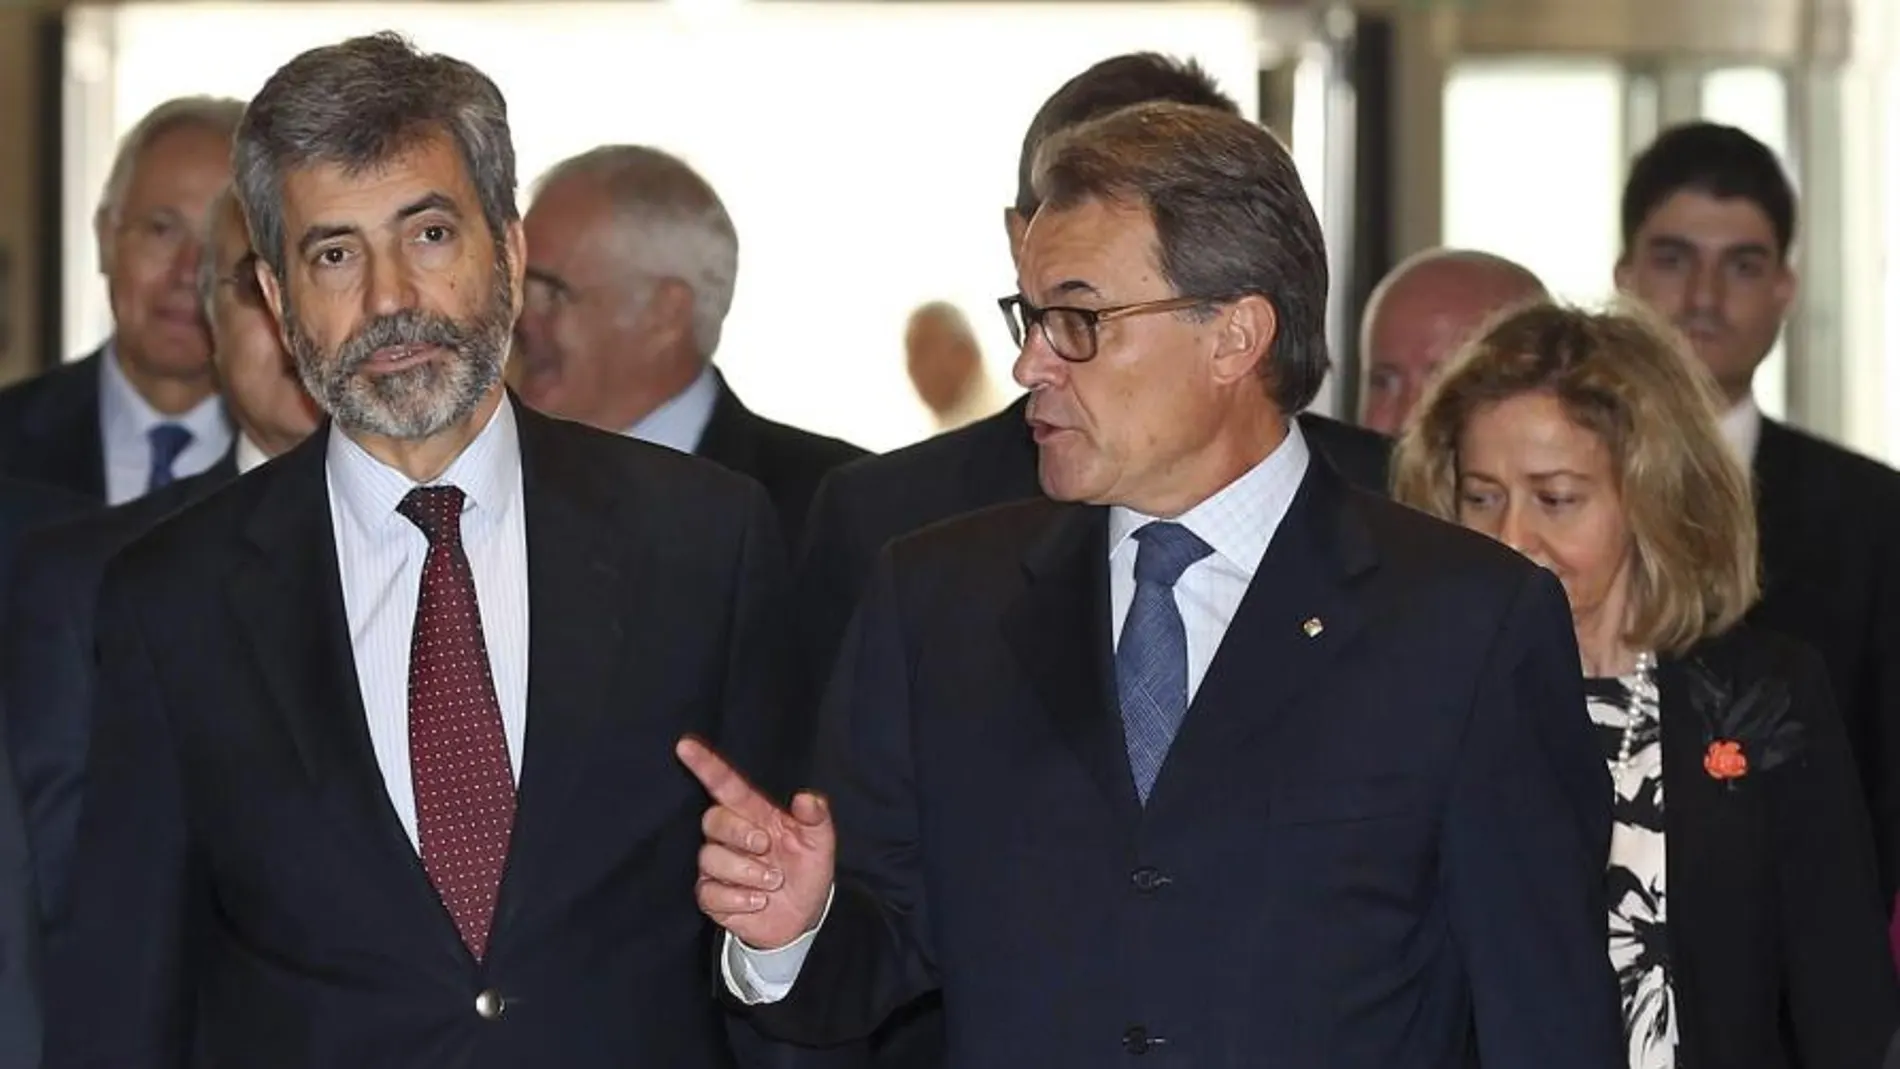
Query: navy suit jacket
xmin=750 ymin=458 xmax=1620 ymax=1068
xmin=4 ymin=452 xmax=238 ymax=925
xmin=45 ymin=404 xmax=800 ymax=1068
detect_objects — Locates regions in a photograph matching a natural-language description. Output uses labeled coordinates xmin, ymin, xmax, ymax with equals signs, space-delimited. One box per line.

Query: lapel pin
xmin=1301 ymin=617 xmax=1324 ymax=639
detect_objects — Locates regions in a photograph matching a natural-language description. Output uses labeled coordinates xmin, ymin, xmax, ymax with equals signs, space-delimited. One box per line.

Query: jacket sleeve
xmin=1442 ymin=567 xmax=1622 ymax=1068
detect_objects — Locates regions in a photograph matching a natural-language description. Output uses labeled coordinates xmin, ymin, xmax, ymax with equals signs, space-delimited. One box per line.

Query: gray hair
xmin=233 ymin=32 xmax=518 ymax=280
xmin=97 ymin=96 xmax=246 ymax=225
xmin=1034 ymin=101 xmax=1331 ymax=413
xmin=535 ymin=145 xmax=738 ymax=359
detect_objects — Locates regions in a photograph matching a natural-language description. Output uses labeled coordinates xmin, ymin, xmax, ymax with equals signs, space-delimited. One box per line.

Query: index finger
xmin=676 ymin=736 xmax=779 ymax=823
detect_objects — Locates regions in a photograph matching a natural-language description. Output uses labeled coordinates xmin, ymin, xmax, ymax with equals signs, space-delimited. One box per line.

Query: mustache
xmin=335 ymin=309 xmax=475 ymax=373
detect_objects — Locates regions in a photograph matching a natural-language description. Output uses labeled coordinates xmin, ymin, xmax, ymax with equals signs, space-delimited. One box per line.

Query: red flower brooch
xmin=1703 ymin=739 xmax=1749 ymax=782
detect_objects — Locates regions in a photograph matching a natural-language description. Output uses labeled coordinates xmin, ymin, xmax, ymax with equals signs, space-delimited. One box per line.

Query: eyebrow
xmin=1644 ymin=233 xmax=1775 ymax=260
xmin=294 ymin=191 xmax=466 ymax=260
xmin=1046 ymin=279 xmax=1102 ymax=301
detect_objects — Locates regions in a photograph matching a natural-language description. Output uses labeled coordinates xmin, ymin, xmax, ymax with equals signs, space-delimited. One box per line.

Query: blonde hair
xmin=1391 ymin=302 xmax=1758 ymax=655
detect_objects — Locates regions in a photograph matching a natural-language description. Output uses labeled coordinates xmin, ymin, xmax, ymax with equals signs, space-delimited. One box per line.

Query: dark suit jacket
xmin=1746 ymin=418 xmax=1900 ymax=896
xmin=749 ymin=459 xmax=1619 ymax=1068
xmin=694 ymin=376 xmax=868 ymax=550
xmin=1652 ymin=623 xmax=1898 ymax=1068
xmin=4 ymin=452 xmax=238 ymax=925
xmin=0 ymin=477 xmax=90 ymax=1069
xmin=0 ymin=352 xmax=106 ymax=502
xmin=45 ymin=403 xmax=797 ymax=1069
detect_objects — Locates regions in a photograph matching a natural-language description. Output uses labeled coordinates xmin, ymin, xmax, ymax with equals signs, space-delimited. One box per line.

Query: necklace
xmin=1614 ymin=651 xmax=1659 ymax=773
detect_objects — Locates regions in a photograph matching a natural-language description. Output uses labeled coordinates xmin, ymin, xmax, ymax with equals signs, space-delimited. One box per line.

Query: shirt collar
xmin=1718 ymin=395 xmax=1762 ymax=465
xmin=98 ymin=337 xmax=231 ymax=443
xmin=327 ymin=396 xmax=520 ymax=535
xmin=1107 ymin=418 xmax=1311 ymax=578
xmin=625 ymin=365 xmax=721 ymax=454
xmin=235 ymin=434 xmax=271 ymax=475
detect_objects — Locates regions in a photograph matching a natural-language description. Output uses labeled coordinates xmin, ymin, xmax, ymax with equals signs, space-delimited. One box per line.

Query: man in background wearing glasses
xmin=681 ymin=101 xmax=1619 ymax=1068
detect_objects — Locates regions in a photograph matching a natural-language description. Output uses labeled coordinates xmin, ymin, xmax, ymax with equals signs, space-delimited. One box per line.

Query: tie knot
xmin=147 ymin=423 xmax=193 ymax=466
xmin=1131 ymin=522 xmax=1213 ymax=588
xmin=397 ymin=486 xmax=468 ymax=546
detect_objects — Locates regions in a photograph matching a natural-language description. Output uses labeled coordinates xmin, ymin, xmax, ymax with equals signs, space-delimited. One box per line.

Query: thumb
xmin=788 ymin=790 xmax=831 ymax=830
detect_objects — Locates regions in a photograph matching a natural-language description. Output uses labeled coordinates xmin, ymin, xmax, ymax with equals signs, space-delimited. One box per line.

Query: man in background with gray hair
xmin=0 ymin=96 xmax=244 ymax=504
xmin=1356 ymin=248 xmax=1546 ymax=435
xmin=517 ymin=145 xmax=865 ymax=547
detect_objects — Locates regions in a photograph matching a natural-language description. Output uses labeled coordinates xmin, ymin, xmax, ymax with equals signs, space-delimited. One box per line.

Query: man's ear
xmin=1210 ymin=293 xmax=1277 ymax=387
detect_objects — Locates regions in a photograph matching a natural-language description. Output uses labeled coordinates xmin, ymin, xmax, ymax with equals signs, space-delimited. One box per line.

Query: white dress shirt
xmin=624 ymin=366 xmax=721 ymax=454
xmin=326 ymin=400 xmax=530 ymax=850
xmin=723 ymin=421 xmax=1314 ymax=1002
xmin=98 ymin=342 xmax=233 ymax=505
xmin=1717 ymin=396 xmax=1762 ymax=467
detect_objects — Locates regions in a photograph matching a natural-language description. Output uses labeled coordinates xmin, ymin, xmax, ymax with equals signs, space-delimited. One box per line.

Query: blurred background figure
xmin=0 ymin=96 xmax=243 ymax=504
xmin=516 ymin=144 xmax=864 ymax=546
xmin=1357 ymin=248 xmax=1546 ymax=435
xmin=903 ymin=300 xmax=1001 ymax=430
xmin=1395 ymin=302 xmax=1900 ymax=1069
xmin=1615 ymin=122 xmax=1900 ymax=912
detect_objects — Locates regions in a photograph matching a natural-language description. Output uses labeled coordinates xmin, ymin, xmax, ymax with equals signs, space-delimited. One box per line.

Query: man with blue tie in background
xmin=0 ymin=98 xmax=242 ymax=504
xmin=682 ymin=101 xmax=1619 ymax=1068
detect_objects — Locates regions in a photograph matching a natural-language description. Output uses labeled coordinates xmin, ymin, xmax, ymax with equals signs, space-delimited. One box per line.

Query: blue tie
xmin=1116 ymin=522 xmax=1213 ymax=803
xmin=145 ymin=423 xmax=194 ymax=492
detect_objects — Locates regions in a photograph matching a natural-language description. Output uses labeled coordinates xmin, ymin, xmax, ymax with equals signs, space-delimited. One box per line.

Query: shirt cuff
xmin=720 ymin=883 xmax=836 ymax=1005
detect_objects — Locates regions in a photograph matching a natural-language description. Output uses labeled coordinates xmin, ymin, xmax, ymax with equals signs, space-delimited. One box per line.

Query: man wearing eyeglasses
xmin=0 ymin=98 xmax=245 ymax=505
xmin=4 ymin=185 xmax=319 ymax=931
xmin=681 ymin=101 xmax=1618 ymax=1069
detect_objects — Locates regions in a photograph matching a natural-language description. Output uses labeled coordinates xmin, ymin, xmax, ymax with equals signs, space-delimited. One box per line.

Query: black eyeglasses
xmin=997 ymin=292 xmax=1230 ymax=363
xmin=217 ymin=255 xmax=265 ymax=307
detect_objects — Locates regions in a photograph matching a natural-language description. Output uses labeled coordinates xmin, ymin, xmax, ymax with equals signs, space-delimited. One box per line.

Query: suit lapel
xmin=1149 ymin=460 xmax=1375 ymax=810
xmin=1002 ymin=505 xmax=1141 ymax=825
xmin=490 ymin=404 xmax=643 ymax=930
xmin=1657 ymin=652 xmax=1718 ymax=1066
xmin=222 ymin=427 xmax=466 ymax=961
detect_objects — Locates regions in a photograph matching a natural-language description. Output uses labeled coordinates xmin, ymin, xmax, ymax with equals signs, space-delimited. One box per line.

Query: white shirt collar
xmin=1718 ymin=396 xmax=1762 ymax=466
xmin=1107 ymin=418 xmax=1312 ymax=578
xmin=235 ymin=434 xmax=271 ymax=475
xmin=326 ymin=396 xmax=520 ymax=537
xmin=98 ymin=338 xmax=230 ymax=445
xmin=625 ymin=365 xmax=721 ymax=454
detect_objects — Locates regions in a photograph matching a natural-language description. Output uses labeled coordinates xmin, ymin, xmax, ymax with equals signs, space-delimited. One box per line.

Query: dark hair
xmin=234 ymin=32 xmax=518 ymax=279
xmin=1622 ymin=122 xmax=1796 ymax=259
xmin=1015 ymin=53 xmax=1236 ymax=219
xmin=1035 ymin=101 xmax=1329 ymax=412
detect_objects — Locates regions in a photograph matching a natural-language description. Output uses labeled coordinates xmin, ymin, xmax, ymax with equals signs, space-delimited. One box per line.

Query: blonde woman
xmin=1394 ymin=303 xmax=1897 ymax=1069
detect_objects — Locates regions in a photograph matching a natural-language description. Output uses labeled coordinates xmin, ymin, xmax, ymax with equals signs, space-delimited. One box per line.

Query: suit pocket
xmin=1268 ymin=774 xmax=1424 ymax=826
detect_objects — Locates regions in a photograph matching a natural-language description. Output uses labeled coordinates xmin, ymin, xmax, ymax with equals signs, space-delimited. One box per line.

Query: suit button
xmin=474 ymin=989 xmax=506 ymax=1020
xmin=1130 ymin=866 xmax=1169 ymax=893
xmin=1122 ymin=1026 xmax=1151 ymax=1054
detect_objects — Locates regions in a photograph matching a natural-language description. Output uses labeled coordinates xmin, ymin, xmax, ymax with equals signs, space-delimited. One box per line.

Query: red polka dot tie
xmin=397 ymin=486 xmax=516 ymax=961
